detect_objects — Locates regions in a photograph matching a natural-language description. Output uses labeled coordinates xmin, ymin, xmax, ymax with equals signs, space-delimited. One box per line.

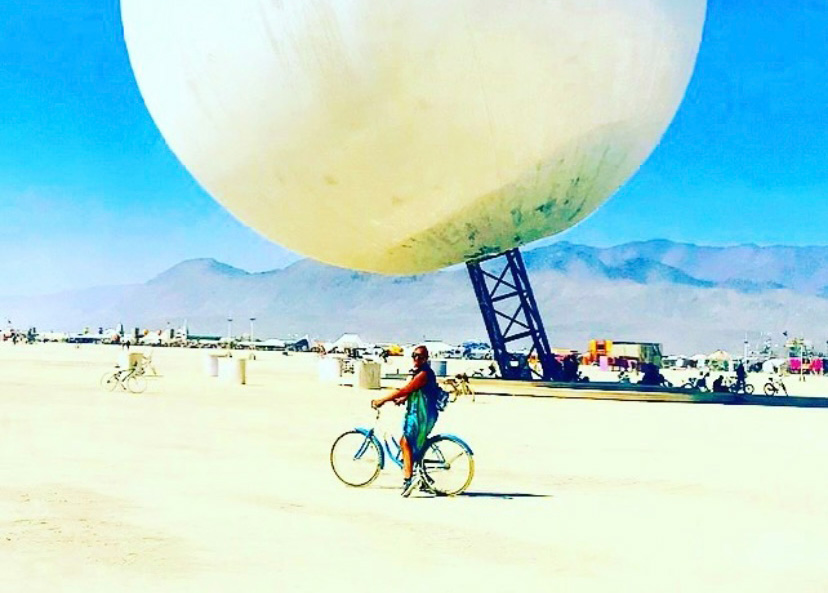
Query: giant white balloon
xmin=122 ymin=0 xmax=706 ymax=274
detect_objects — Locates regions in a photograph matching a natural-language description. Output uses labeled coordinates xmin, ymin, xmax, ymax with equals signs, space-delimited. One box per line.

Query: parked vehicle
xmin=464 ymin=347 xmax=493 ymax=360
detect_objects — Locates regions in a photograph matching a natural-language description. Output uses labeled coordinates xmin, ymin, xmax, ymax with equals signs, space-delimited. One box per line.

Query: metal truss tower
xmin=466 ymin=248 xmax=557 ymax=381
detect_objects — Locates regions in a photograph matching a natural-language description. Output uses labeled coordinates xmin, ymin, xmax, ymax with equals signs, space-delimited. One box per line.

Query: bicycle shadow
xmin=458 ymin=491 xmax=552 ymax=499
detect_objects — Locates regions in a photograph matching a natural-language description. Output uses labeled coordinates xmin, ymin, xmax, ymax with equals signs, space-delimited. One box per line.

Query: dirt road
xmin=2 ymin=344 xmax=827 ymax=592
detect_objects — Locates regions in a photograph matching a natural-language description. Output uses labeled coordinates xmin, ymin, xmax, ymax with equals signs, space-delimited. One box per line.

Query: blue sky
xmin=1 ymin=1 xmax=826 ymax=296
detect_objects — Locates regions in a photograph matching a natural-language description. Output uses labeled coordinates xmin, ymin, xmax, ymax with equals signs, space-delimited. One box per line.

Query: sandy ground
xmin=2 ymin=343 xmax=828 ymax=592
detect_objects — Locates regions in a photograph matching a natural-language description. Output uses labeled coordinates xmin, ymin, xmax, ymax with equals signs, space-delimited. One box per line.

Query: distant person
xmin=712 ymin=375 xmax=727 ymax=393
xmin=697 ymin=371 xmax=710 ymax=391
xmin=639 ymin=363 xmax=661 ymax=386
xmin=734 ymin=362 xmax=747 ymax=391
xmin=371 ymin=345 xmax=441 ymax=497
xmin=562 ymin=354 xmax=578 ymax=382
xmin=547 ymin=356 xmax=563 ymax=381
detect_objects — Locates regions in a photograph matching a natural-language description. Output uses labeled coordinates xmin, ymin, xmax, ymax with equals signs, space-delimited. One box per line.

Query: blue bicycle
xmin=330 ymin=409 xmax=475 ymax=496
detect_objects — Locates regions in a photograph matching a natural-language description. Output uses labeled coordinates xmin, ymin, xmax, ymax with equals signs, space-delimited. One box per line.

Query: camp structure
xmin=707 ymin=349 xmax=732 ymax=371
xmin=331 ymin=333 xmax=367 ymax=354
xmin=588 ymin=340 xmax=663 ymax=367
xmin=418 ymin=340 xmax=456 ymax=358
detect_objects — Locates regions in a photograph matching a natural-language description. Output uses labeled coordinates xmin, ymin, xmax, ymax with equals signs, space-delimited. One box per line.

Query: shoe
xmin=401 ymin=476 xmax=420 ymax=498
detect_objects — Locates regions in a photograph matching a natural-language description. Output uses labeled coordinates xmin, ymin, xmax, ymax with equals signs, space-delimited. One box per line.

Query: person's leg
xmin=400 ymin=436 xmax=413 ymax=480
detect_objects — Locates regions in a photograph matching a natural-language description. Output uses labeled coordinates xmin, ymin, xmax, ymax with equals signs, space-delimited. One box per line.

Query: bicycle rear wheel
xmin=763 ymin=383 xmax=776 ymax=395
xmin=127 ymin=375 xmax=147 ymax=394
xmin=100 ymin=371 xmax=119 ymax=392
xmin=421 ymin=436 xmax=474 ymax=496
xmin=330 ymin=430 xmax=383 ymax=487
xmin=744 ymin=384 xmax=755 ymax=395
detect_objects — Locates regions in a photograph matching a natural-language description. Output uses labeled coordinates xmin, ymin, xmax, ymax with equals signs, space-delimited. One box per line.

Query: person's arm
xmin=372 ymin=370 xmax=428 ymax=408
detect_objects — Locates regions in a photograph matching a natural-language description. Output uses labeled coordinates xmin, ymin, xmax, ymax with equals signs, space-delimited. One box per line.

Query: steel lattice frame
xmin=466 ymin=248 xmax=557 ymax=381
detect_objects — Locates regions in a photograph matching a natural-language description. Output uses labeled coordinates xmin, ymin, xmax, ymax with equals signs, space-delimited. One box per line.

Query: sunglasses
xmin=411 ymin=353 xmax=426 ymax=360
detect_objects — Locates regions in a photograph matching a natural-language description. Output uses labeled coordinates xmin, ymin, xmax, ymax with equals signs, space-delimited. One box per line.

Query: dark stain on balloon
xmin=324 ymin=175 xmax=338 ymax=185
xmin=535 ymin=200 xmax=556 ymax=217
xmin=510 ymin=208 xmax=523 ymax=227
xmin=566 ymin=204 xmax=584 ymax=222
xmin=465 ymin=223 xmax=478 ymax=243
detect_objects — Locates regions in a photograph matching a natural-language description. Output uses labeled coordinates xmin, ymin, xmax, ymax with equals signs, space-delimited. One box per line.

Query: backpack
xmin=419 ymin=364 xmax=449 ymax=411
xmin=435 ymin=386 xmax=450 ymax=412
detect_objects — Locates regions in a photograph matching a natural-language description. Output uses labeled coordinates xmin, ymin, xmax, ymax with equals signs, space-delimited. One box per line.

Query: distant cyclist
xmin=371 ymin=345 xmax=440 ymax=496
xmin=734 ymin=362 xmax=748 ymax=392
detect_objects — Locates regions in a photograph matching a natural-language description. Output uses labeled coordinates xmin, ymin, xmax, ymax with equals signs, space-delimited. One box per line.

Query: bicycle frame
xmin=352 ymin=410 xmax=474 ymax=472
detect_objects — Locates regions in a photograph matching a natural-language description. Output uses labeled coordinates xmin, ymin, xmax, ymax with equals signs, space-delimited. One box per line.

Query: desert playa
xmin=2 ymin=343 xmax=828 ymax=592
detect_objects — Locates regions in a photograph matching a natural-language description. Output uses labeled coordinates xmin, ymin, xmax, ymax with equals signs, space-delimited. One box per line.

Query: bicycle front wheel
xmin=744 ymin=384 xmax=755 ymax=395
xmin=421 ymin=436 xmax=474 ymax=496
xmin=127 ymin=375 xmax=147 ymax=394
xmin=330 ymin=430 xmax=382 ymax=487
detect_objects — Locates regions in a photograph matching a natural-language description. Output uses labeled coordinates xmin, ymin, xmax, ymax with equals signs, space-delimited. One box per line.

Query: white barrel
xmin=204 ymin=353 xmax=221 ymax=377
xmin=219 ymin=357 xmax=246 ymax=385
xmin=317 ymin=357 xmax=342 ymax=383
xmin=355 ymin=361 xmax=381 ymax=390
xmin=433 ymin=360 xmax=448 ymax=377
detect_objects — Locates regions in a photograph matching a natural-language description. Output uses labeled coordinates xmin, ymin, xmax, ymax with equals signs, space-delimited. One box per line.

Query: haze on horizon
xmin=1 ymin=1 xmax=826 ymax=296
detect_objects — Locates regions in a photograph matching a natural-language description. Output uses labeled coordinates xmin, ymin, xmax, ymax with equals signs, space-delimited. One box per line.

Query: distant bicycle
xmin=443 ymin=373 xmax=475 ymax=403
xmin=681 ymin=374 xmax=710 ymax=392
xmin=575 ymin=371 xmax=591 ymax=383
xmin=763 ymin=376 xmax=788 ymax=396
xmin=99 ymin=365 xmax=147 ymax=394
xmin=728 ymin=379 xmax=755 ymax=395
xmin=470 ymin=363 xmax=498 ymax=379
xmin=330 ymin=408 xmax=474 ymax=496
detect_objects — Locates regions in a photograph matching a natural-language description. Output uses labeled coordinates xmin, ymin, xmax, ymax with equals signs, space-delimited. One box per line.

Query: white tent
xmin=332 ymin=333 xmax=366 ymax=351
xmin=707 ymin=350 xmax=732 ymax=371
xmin=708 ymin=350 xmax=732 ymax=361
xmin=419 ymin=340 xmax=456 ymax=358
xmin=762 ymin=358 xmax=785 ymax=373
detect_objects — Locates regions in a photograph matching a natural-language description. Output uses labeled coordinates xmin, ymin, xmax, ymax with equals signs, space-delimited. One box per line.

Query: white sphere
xmin=122 ymin=0 xmax=706 ymax=274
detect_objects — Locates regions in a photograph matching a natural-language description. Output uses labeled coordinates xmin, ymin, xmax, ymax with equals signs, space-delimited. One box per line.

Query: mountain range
xmin=3 ymin=239 xmax=828 ymax=355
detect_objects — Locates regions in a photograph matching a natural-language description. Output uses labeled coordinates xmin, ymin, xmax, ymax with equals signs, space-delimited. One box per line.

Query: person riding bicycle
xmin=371 ymin=345 xmax=440 ymax=497
xmin=734 ymin=362 xmax=747 ymax=392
